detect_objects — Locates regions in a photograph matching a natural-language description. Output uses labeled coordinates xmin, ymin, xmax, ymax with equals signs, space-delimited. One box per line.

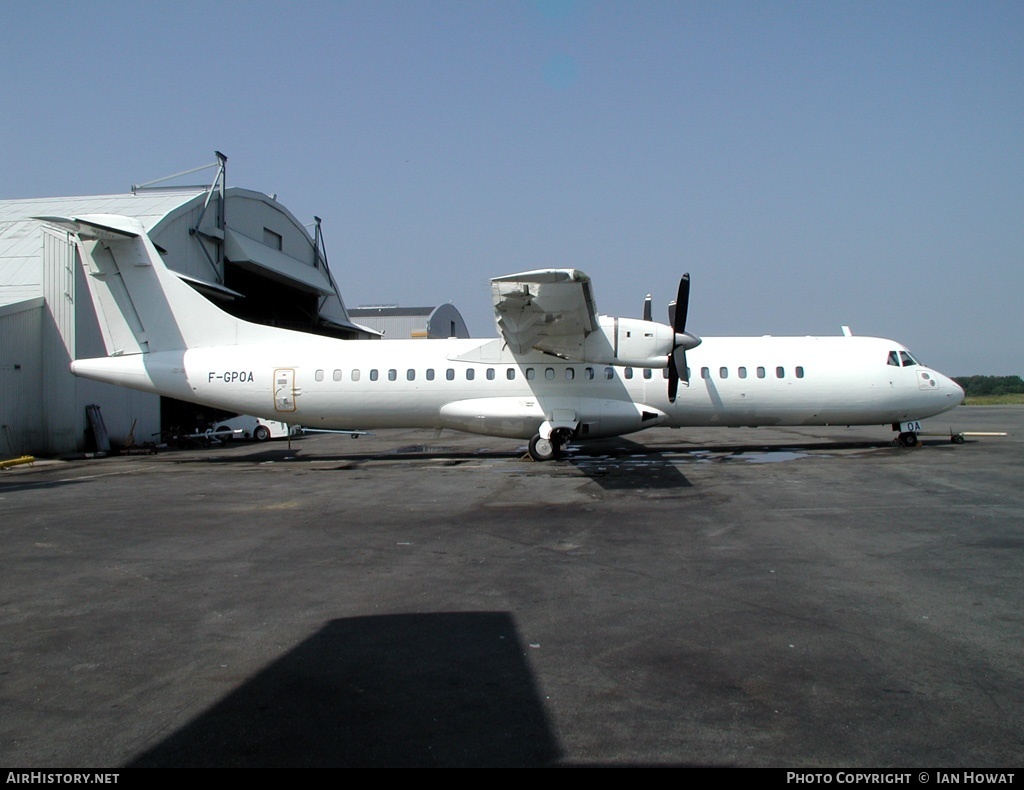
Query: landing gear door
xmin=274 ymin=368 xmax=297 ymax=412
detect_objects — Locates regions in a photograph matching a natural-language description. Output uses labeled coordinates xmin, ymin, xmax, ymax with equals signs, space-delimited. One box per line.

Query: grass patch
xmin=963 ymin=394 xmax=1024 ymax=406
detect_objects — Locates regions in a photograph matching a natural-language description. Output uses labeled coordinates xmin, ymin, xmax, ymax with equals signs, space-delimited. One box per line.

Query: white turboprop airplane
xmin=44 ymin=213 xmax=964 ymax=461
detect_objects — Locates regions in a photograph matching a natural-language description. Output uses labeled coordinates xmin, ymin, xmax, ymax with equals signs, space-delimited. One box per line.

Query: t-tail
xmin=37 ymin=213 xmax=291 ymax=399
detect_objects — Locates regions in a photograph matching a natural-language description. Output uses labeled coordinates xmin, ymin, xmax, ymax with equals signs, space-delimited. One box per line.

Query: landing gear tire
xmin=528 ymin=434 xmax=561 ymax=462
xmin=897 ymin=431 xmax=918 ymax=447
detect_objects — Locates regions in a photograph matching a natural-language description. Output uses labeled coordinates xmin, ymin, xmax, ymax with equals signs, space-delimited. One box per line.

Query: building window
xmin=263 ymin=228 xmax=283 ymax=250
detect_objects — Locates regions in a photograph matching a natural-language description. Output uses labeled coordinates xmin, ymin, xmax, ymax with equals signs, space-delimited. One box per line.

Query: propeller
xmin=642 ymin=294 xmax=652 ymax=322
xmin=666 ymin=274 xmax=701 ymax=403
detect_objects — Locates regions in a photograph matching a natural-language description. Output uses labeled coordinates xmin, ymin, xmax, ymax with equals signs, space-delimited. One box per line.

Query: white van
xmin=207 ymin=415 xmax=298 ymax=442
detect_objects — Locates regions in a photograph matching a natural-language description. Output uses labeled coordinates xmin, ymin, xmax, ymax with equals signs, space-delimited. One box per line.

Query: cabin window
xmin=796 ymin=366 xmax=805 ymax=378
xmin=738 ymin=366 xmax=747 ymax=379
xmin=545 ymin=368 xmax=555 ymax=380
xmin=566 ymin=368 xmax=575 ymax=380
xmin=446 ymin=368 xmax=455 ymax=381
xmin=776 ymin=366 xmax=785 ymax=378
xmin=604 ymin=367 xmax=614 ymax=380
xmin=466 ymin=368 xmax=475 ymax=381
xmin=388 ymin=369 xmax=397 ymax=381
xmin=585 ymin=367 xmax=594 ymax=380
xmin=486 ymin=368 xmax=495 ymax=380
xmin=333 ymin=369 xmax=342 ymax=382
xmin=624 ymin=367 xmax=634 ymax=380
xmin=426 ymin=369 xmax=435 ymax=381
xmin=526 ymin=368 xmax=536 ymax=380
xmin=701 ymin=367 xmax=710 ymax=379
xmin=506 ymin=368 xmax=516 ymax=380
xmin=407 ymin=369 xmax=415 ymax=381
xmin=719 ymin=367 xmax=728 ymax=379
xmin=370 ymin=369 xmax=379 ymax=381
xmin=351 ymin=369 xmax=361 ymax=382
xmin=757 ymin=366 xmax=766 ymax=379
xmin=643 ymin=368 xmax=653 ymax=380
xmin=315 ymin=369 xmax=324 ymax=382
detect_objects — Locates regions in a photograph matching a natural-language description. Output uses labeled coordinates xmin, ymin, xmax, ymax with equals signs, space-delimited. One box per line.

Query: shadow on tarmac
xmin=126 ymin=612 xmax=560 ymax=768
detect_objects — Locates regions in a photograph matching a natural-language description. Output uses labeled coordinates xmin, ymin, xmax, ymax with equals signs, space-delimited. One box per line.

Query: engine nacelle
xmin=581 ymin=316 xmax=677 ymax=368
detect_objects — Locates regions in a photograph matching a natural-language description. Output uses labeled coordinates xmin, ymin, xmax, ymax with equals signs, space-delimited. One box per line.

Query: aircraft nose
xmin=940 ymin=373 xmax=965 ymax=405
xmin=950 ymin=376 xmax=965 ymax=404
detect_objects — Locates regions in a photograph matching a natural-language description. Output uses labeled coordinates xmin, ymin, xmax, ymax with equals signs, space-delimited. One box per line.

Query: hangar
xmin=0 ymin=154 xmax=374 ymax=457
xmin=348 ymin=304 xmax=470 ymax=339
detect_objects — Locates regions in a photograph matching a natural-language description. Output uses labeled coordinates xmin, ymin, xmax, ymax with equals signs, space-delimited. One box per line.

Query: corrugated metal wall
xmin=41 ymin=226 xmax=79 ymax=452
xmin=0 ymin=302 xmax=44 ymax=456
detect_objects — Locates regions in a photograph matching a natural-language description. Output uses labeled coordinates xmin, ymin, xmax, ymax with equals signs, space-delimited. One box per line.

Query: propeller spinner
xmin=666 ymin=274 xmax=701 ymax=403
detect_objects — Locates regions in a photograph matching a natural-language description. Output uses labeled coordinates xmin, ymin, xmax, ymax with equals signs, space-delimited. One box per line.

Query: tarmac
xmin=1 ymin=405 xmax=1021 ymax=767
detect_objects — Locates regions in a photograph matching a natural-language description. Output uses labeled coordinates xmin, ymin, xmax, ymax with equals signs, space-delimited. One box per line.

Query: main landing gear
xmin=528 ymin=427 xmax=574 ymax=461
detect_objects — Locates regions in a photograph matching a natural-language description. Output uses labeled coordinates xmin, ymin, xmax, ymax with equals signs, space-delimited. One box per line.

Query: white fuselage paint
xmin=71 ymin=332 xmax=964 ymax=442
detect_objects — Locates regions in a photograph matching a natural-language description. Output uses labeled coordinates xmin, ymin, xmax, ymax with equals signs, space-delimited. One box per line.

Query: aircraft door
xmin=274 ymin=368 xmax=297 ymax=412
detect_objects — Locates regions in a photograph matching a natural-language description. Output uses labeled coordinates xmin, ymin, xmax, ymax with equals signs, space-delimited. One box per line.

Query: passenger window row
xmin=312 ymin=364 xmax=806 ymax=382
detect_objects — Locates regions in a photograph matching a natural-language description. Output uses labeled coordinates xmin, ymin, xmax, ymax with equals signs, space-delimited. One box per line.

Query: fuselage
xmin=71 ymin=333 xmax=964 ymax=442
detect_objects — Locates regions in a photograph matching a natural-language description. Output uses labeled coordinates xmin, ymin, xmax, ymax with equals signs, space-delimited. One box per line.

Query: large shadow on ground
xmin=127 ymin=612 xmax=559 ymax=768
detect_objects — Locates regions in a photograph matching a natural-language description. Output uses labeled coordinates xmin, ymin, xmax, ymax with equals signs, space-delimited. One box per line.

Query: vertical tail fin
xmin=36 ymin=214 xmax=279 ymax=354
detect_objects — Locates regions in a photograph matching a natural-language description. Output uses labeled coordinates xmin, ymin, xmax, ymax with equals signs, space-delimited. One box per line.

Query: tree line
xmin=953 ymin=375 xmax=1024 ymax=397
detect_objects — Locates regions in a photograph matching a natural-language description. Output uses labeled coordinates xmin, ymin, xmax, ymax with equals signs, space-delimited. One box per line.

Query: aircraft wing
xmin=491 ymin=269 xmax=598 ymax=358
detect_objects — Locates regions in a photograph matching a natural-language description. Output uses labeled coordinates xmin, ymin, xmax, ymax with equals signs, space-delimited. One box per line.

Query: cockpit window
xmin=899 ymin=351 xmax=918 ymax=367
xmin=888 ymin=351 xmax=900 ymax=367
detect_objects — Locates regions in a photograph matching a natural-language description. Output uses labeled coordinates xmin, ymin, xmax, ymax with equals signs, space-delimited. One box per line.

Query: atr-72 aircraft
xmin=44 ymin=214 xmax=964 ymax=461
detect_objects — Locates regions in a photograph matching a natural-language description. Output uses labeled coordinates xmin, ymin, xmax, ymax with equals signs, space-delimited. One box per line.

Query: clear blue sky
xmin=2 ymin=1 xmax=1020 ymax=375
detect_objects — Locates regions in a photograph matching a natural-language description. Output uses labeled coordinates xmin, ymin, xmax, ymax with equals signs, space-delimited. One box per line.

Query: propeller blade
xmin=674 ymin=273 xmax=690 ymax=333
xmin=667 ymin=274 xmax=693 ymax=402
xmin=643 ymin=294 xmax=652 ymax=322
